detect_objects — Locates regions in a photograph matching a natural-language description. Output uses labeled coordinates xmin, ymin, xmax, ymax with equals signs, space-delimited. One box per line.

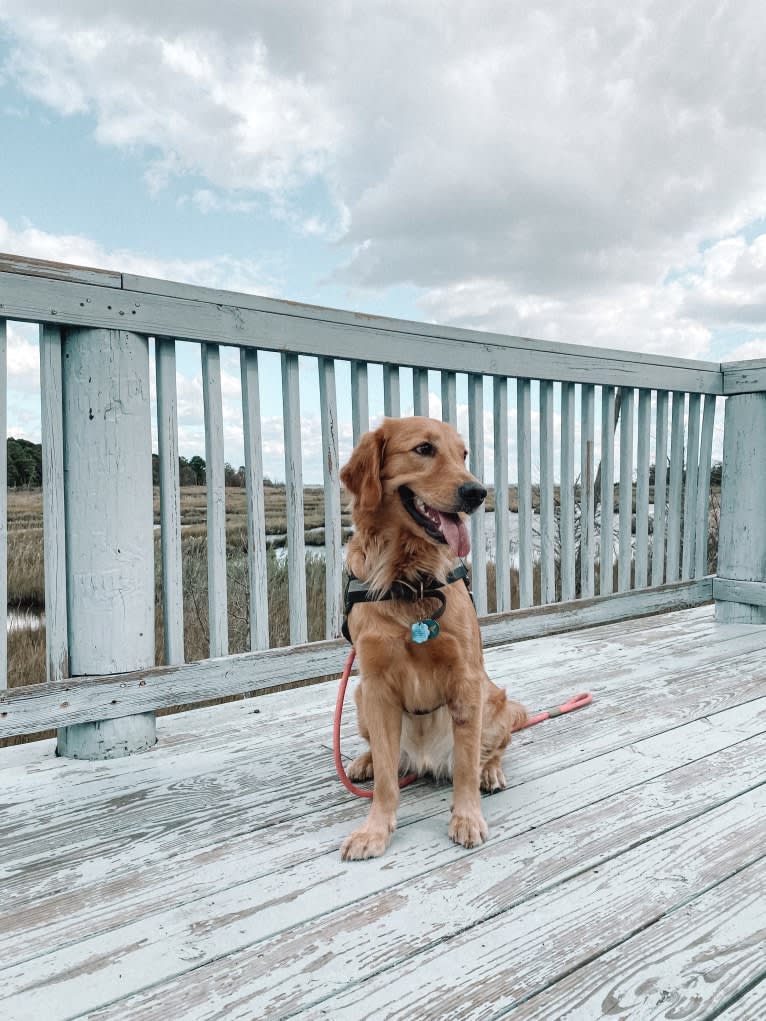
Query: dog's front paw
xmin=449 ymin=811 xmax=489 ymax=848
xmin=480 ymin=762 xmax=507 ymax=793
xmin=341 ymin=822 xmax=394 ymax=861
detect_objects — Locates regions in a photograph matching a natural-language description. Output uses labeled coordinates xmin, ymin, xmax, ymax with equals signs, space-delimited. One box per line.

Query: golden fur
xmin=339 ymin=416 xmax=527 ymax=860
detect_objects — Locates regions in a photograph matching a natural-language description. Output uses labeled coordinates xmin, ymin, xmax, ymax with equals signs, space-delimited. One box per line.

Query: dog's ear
xmin=340 ymin=427 xmax=386 ymax=512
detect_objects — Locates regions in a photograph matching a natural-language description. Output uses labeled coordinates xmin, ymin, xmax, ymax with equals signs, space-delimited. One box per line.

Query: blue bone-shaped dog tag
xmin=411 ymin=619 xmax=440 ymax=643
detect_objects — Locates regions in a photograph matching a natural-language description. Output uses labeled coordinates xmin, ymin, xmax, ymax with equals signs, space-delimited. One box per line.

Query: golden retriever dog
xmin=339 ymin=415 xmax=527 ymax=860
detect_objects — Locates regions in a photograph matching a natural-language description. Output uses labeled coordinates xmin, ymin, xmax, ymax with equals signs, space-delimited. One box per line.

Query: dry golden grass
xmin=162 ymin=485 xmax=352 ymax=536
xmin=4 ymin=486 xmax=345 ymax=687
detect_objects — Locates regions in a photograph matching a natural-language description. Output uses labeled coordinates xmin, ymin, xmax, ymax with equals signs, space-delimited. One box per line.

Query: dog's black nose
xmin=457 ymin=481 xmax=487 ymax=512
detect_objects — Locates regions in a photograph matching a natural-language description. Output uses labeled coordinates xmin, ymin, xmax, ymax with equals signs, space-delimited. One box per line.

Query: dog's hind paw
xmin=480 ymin=762 xmax=507 ymax=793
xmin=346 ymin=752 xmax=374 ymax=781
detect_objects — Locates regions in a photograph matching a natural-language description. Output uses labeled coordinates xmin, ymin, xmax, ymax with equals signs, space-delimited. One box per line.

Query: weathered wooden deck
xmin=2 ymin=604 xmax=765 ymax=1021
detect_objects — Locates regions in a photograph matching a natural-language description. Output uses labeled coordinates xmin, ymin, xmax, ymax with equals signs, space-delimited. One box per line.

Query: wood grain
xmin=517 ymin=857 xmax=766 ymax=1020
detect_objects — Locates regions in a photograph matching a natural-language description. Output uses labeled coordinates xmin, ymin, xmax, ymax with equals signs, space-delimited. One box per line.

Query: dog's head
xmin=340 ymin=416 xmax=486 ymax=558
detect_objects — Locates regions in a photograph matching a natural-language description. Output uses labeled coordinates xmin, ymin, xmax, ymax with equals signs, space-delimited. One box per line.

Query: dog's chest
xmin=401 ymin=671 xmax=445 ymax=715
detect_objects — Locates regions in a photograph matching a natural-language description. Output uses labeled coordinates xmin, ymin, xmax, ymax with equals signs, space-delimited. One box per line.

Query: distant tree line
xmin=149 ymin=456 xmax=262 ymax=487
xmin=648 ymin=460 xmax=722 ymax=486
xmin=7 ymin=437 xmax=42 ymax=487
xmin=6 ymin=439 xmax=262 ymax=490
xmin=7 ymin=437 xmax=723 ymax=491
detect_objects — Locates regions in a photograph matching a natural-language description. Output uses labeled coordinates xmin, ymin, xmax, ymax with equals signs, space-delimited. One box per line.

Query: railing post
xmin=715 ymin=393 xmax=766 ymax=624
xmin=56 ymin=328 xmax=156 ymax=758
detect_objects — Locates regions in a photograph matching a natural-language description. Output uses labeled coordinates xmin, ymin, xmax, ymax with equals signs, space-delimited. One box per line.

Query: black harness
xmin=341 ymin=562 xmax=471 ymax=643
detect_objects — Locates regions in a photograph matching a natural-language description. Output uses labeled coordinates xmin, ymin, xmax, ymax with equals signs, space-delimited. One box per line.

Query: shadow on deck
xmin=2 ymin=605 xmax=765 ymax=1020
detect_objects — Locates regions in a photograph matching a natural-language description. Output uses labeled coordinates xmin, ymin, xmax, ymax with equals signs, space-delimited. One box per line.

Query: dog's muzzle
xmin=399 ymin=483 xmax=486 ymax=557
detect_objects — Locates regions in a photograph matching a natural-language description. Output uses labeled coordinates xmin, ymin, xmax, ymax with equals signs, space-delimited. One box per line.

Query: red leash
xmin=333 ymin=647 xmax=593 ymax=799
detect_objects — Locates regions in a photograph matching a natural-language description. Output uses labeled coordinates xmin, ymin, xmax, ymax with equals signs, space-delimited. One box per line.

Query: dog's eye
xmin=413 ymin=442 xmax=436 ymax=457
xmin=463 ymin=449 xmax=468 ymax=461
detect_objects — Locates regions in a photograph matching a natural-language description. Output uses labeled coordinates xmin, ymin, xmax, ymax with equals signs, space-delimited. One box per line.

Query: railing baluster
xmin=695 ymin=394 xmax=717 ymax=579
xmin=618 ymin=387 xmax=635 ymax=592
xmin=319 ymin=357 xmax=343 ymax=639
xmin=39 ymin=325 xmax=67 ymax=682
xmin=351 ymin=361 xmax=369 ymax=443
xmin=281 ymin=352 xmax=307 ymax=645
xmin=240 ymin=348 xmax=269 ymax=651
xmin=516 ymin=378 xmax=533 ymax=608
xmin=0 ymin=320 xmax=7 ymax=685
xmin=682 ymin=393 xmax=701 ymax=580
xmin=634 ymin=389 xmax=651 ymax=589
xmin=468 ymin=373 xmax=487 ymax=614
xmin=666 ymin=392 xmax=686 ymax=583
xmin=413 ymin=367 xmax=429 ymax=417
xmin=155 ymin=338 xmax=184 ymax=664
xmin=560 ymin=382 xmax=576 ymax=602
xmin=441 ymin=371 xmax=457 ymax=427
xmin=202 ymin=343 xmax=228 ymax=657
xmin=652 ymin=391 xmax=669 ymax=586
xmin=383 ymin=364 xmax=400 ymax=418
xmin=540 ymin=380 xmax=555 ymax=604
xmin=493 ymin=377 xmax=511 ymax=612
xmin=579 ymin=384 xmax=595 ymax=598
xmin=599 ymin=386 xmax=616 ymax=596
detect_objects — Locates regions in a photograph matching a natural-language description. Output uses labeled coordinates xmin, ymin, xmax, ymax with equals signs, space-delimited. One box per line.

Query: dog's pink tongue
xmin=438 ymin=513 xmax=471 ymax=558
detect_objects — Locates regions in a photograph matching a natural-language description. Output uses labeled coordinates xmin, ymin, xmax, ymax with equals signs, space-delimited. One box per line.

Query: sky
xmin=2 ymin=1 xmax=766 ymax=482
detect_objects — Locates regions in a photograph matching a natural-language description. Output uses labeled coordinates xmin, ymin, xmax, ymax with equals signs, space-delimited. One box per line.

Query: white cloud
xmin=0 ymin=216 xmax=276 ymax=295
xmin=3 ymin=1 xmax=766 ymax=363
xmin=723 ymin=338 xmax=766 ymax=362
xmin=1 ymin=5 xmax=341 ymax=203
xmin=680 ymin=234 xmax=766 ymax=326
xmin=419 ymin=278 xmax=713 ymax=356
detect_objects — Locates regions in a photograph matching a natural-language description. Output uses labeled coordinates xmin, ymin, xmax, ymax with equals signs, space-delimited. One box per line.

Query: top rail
xmin=721 ymin=359 xmax=766 ymax=394
xmin=0 ymin=254 xmax=724 ymax=393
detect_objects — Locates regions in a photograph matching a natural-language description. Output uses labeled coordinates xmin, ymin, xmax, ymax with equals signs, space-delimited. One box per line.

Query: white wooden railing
xmin=1 ymin=253 xmax=764 ymax=755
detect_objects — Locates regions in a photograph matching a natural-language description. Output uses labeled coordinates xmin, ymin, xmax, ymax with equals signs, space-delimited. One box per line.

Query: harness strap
xmin=342 ymin=563 xmax=470 ymax=643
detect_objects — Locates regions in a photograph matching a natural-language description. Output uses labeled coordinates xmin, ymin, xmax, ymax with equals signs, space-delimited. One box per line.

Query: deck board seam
xmin=6 ymin=732 xmax=764 ymax=989
xmin=488 ymin=853 xmax=766 ymax=1020
xmin=272 ymin=796 xmax=766 ymax=1021
xmin=59 ymin=797 xmax=766 ymax=1021
xmin=702 ymin=971 xmax=766 ymax=1021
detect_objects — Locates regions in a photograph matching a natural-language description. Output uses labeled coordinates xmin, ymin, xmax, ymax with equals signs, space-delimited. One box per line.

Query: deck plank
xmin=290 ymin=794 xmax=765 ymax=1021
xmin=1 ymin=606 xmax=765 ymax=1021
xmin=47 ymin=775 xmax=765 ymax=1021
xmin=3 ymin=621 xmax=765 ymax=883
xmin=3 ymin=700 xmax=765 ymax=983
xmin=713 ymin=981 xmax=766 ymax=1020
xmin=515 ymin=857 xmax=766 ymax=1020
